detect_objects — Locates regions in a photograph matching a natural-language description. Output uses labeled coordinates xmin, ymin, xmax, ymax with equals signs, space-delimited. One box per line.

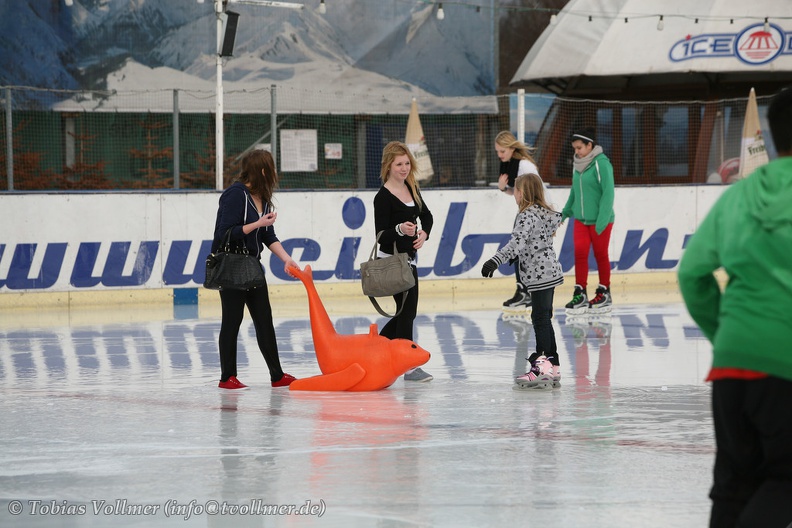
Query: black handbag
xmin=360 ymin=231 xmax=416 ymax=318
xmin=204 ymin=228 xmax=267 ymax=291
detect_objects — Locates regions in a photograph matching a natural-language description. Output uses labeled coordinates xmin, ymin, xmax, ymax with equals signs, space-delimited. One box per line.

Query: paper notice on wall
xmin=737 ymin=88 xmax=769 ymax=180
xmin=324 ymin=143 xmax=342 ymax=160
xmin=280 ymin=130 xmax=318 ymax=172
xmin=405 ymin=98 xmax=434 ymax=183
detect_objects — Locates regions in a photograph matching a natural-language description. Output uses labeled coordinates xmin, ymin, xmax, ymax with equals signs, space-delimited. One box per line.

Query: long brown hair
xmin=495 ymin=131 xmax=537 ymax=163
xmin=515 ymin=173 xmax=553 ymax=214
xmin=380 ymin=141 xmax=423 ymax=210
xmin=238 ymin=149 xmax=278 ymax=207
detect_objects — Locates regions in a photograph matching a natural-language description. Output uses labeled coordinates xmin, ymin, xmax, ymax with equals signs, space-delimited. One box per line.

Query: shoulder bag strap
xmin=366 ymin=230 xmax=409 ymax=317
xmin=369 ymin=230 xmax=383 ymax=260
xmin=241 ymin=188 xmax=262 ymax=259
xmin=368 ymin=291 xmax=409 ymax=318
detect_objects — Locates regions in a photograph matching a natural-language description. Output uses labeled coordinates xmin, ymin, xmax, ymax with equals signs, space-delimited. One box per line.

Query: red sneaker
xmin=271 ymin=373 xmax=297 ymax=387
xmin=218 ymin=376 xmax=248 ymax=390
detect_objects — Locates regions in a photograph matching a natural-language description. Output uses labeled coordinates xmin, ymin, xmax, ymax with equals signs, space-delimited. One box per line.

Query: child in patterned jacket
xmin=482 ymin=173 xmax=564 ymax=389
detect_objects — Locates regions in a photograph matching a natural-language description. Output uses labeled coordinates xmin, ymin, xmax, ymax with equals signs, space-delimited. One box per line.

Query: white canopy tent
xmin=511 ymin=0 xmax=792 ymax=96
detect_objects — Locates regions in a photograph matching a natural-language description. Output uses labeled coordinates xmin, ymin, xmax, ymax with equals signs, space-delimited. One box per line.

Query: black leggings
xmin=380 ymin=265 xmax=419 ymax=342
xmin=218 ymin=285 xmax=284 ymax=382
xmin=527 ymin=287 xmax=558 ymax=366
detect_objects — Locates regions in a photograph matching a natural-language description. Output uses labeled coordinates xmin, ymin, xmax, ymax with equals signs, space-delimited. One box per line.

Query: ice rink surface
xmin=0 ymin=301 xmax=715 ymax=527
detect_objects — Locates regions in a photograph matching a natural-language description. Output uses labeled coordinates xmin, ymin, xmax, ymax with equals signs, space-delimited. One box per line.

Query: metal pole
xmin=5 ymin=88 xmax=13 ymax=191
xmin=173 ymin=89 xmax=180 ymax=189
xmin=492 ymin=0 xmax=499 ymax=93
xmin=215 ymin=0 xmax=224 ymax=190
xmin=270 ymin=84 xmax=277 ymax=166
xmin=517 ymin=88 xmax=525 ymax=144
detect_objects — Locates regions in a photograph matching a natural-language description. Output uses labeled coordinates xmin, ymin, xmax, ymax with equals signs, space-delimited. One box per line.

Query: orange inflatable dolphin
xmin=286 ymin=265 xmax=430 ymax=391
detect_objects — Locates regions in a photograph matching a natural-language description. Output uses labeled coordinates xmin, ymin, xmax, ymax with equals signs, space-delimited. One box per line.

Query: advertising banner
xmin=0 ymin=186 xmax=725 ymax=293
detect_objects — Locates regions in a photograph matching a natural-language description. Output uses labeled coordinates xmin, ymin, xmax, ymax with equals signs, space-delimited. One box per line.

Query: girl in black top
xmin=494 ymin=131 xmax=541 ymax=311
xmin=373 ymin=141 xmax=434 ymax=381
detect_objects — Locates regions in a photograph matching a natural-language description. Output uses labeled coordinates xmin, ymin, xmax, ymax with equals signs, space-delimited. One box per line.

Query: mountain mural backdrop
xmin=0 ymin=0 xmax=498 ymax=103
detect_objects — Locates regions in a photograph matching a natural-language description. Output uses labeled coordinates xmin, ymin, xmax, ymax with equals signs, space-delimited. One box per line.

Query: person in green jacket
xmin=561 ymin=128 xmax=615 ymax=314
xmin=678 ymin=86 xmax=792 ymax=528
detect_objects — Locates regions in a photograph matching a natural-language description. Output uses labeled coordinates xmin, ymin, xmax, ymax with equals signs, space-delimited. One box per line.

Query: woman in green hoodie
xmin=678 ymin=86 xmax=792 ymax=528
xmin=561 ymin=128 xmax=615 ymax=315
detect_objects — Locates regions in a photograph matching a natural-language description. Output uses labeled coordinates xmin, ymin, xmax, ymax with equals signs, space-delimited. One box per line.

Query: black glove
xmin=481 ymin=259 xmax=498 ymax=278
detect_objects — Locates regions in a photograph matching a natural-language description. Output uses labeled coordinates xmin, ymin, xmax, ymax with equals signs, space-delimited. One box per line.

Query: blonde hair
xmin=380 ymin=141 xmax=423 ymax=209
xmin=514 ymin=173 xmax=553 ymax=214
xmin=495 ymin=131 xmax=536 ymax=163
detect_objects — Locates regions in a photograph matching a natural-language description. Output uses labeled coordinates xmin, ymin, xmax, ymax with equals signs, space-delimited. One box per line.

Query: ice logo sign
xmin=668 ymin=23 xmax=790 ymax=65
xmin=736 ymin=23 xmax=784 ymax=65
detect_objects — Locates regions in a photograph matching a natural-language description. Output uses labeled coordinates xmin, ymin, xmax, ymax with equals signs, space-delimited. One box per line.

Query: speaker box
xmin=220 ymin=11 xmax=240 ymax=57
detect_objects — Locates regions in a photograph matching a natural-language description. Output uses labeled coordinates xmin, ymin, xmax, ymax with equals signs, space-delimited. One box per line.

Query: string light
xmin=420 ymin=3 xmax=785 ymax=30
xmin=180 ymin=0 xmax=788 ymax=30
xmin=81 ymin=0 xmax=791 ymax=32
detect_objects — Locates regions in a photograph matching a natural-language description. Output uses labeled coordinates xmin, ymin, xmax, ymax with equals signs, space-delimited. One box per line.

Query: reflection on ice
xmin=0 ymin=304 xmax=714 ymax=527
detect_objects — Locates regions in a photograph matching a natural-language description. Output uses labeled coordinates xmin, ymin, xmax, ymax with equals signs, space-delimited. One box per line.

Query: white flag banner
xmin=405 ymin=98 xmax=434 ymax=183
xmin=737 ymin=87 xmax=769 ymax=180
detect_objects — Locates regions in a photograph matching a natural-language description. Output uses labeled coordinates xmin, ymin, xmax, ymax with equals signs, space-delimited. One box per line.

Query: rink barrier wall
xmin=0 ymin=186 xmax=725 ymax=309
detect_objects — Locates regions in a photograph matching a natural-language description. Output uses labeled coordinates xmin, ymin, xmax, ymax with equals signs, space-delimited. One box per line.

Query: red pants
xmin=573 ymin=220 xmax=613 ymax=289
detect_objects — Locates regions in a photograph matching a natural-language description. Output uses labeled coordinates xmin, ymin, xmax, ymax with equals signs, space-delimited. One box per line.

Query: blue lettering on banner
xmin=271 ymin=239 xmax=333 ymax=281
xmin=333 ymin=197 xmax=366 ymax=280
xmin=102 ymin=242 xmax=159 ymax=287
xmin=0 ymin=243 xmax=67 ymax=290
xmin=333 ymin=237 xmax=362 ymax=280
xmin=617 ymin=229 xmax=678 ymax=270
xmin=429 ymin=202 xmax=511 ymax=276
xmin=71 ymin=243 xmax=102 ymax=288
xmin=70 ymin=242 xmax=159 ymax=288
xmin=163 ymin=240 xmax=213 ymax=285
xmin=669 ymin=34 xmax=736 ymax=61
xmin=669 ymin=24 xmax=791 ymax=65
xmin=0 ymin=202 xmax=691 ymax=292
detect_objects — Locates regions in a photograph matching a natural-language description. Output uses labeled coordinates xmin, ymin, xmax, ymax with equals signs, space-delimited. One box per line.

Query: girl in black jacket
xmin=373 ymin=141 xmax=434 ymax=382
xmin=212 ymin=149 xmax=297 ymax=389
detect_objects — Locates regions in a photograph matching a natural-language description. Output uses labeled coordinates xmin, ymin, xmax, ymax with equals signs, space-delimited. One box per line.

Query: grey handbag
xmin=360 ymin=230 xmax=416 ymax=317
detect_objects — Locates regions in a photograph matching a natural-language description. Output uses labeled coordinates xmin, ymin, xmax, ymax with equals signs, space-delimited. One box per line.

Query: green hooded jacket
xmin=678 ymin=156 xmax=792 ymax=381
xmin=561 ymin=152 xmax=615 ymax=234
